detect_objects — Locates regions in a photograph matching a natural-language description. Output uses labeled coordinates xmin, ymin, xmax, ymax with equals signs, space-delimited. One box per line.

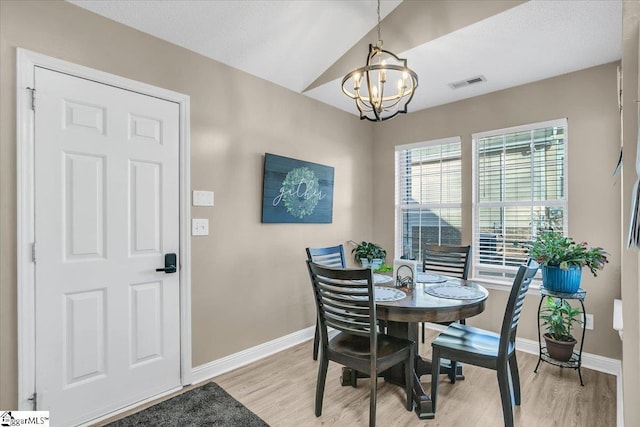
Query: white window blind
xmin=472 ymin=119 xmax=567 ymax=282
xmin=395 ymin=137 xmax=462 ymax=263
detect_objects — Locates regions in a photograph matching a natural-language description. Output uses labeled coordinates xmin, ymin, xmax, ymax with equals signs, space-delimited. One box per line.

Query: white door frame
xmin=16 ymin=48 xmax=192 ymax=411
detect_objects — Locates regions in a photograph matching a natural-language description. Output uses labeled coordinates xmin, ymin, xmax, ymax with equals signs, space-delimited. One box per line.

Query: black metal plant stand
xmin=534 ymin=287 xmax=587 ymax=386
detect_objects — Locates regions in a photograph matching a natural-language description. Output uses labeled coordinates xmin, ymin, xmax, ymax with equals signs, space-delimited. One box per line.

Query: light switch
xmin=192 ymin=218 xmax=209 ymax=236
xmin=193 ymin=190 xmax=214 ymax=206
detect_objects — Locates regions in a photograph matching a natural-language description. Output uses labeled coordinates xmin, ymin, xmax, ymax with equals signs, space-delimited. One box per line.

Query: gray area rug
xmin=105 ymin=382 xmax=269 ymax=426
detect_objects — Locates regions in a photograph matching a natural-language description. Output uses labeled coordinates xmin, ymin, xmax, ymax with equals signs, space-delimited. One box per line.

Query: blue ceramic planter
xmin=541 ymin=265 xmax=582 ymax=293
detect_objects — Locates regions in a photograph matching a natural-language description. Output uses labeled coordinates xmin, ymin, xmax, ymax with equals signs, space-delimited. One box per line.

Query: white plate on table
xmin=374 ymin=287 xmax=406 ymax=302
xmin=348 ymin=287 xmax=407 ymax=302
xmin=423 ymin=283 xmax=485 ymax=300
xmin=417 ymin=273 xmax=448 ymax=283
xmin=373 ymin=273 xmax=393 ymax=284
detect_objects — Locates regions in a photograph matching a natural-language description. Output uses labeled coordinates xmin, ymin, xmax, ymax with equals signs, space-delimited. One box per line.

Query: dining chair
xmin=421 ymin=244 xmax=472 ymax=343
xmin=430 ymin=260 xmax=539 ymax=427
xmin=306 ymin=245 xmax=347 ymax=360
xmin=306 ymin=245 xmax=347 ymax=269
xmin=306 ymin=261 xmax=415 ymax=427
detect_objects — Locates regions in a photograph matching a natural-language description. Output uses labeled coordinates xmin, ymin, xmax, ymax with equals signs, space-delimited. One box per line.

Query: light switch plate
xmin=193 ymin=190 xmax=214 ymax=206
xmin=192 ymin=218 xmax=209 ymax=236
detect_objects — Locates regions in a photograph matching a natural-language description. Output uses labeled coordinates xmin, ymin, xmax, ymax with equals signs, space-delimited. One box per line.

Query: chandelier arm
xmin=354 ymin=88 xmax=373 ymax=111
xmin=365 ymin=65 xmax=378 ymax=114
xmin=381 ymin=94 xmax=405 ymax=111
xmin=399 ymin=80 xmax=418 ymax=110
xmin=356 ymin=95 xmax=374 ymax=112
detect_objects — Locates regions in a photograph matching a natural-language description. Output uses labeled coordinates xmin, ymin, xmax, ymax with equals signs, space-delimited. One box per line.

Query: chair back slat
xmin=324 ymin=316 xmax=370 ymax=335
xmin=499 ymin=260 xmax=539 ymax=357
xmin=321 ymin=297 xmax=369 ymax=312
xmin=423 ymin=244 xmax=471 ymax=279
xmin=306 ymin=245 xmax=347 ymax=268
xmin=307 ymin=261 xmax=377 ymax=342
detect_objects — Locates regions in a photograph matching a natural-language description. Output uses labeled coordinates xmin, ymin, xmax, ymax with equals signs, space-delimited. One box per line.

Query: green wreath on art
xmin=280 ymin=167 xmax=321 ymax=219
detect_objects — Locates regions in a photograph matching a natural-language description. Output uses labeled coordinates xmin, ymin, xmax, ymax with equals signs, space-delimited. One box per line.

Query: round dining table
xmin=342 ymin=277 xmax=489 ymax=420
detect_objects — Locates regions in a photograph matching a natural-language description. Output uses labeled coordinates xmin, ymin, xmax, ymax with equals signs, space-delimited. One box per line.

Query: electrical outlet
xmin=584 ymin=313 xmax=594 ymax=330
xmin=191 ymin=218 xmax=209 ymax=236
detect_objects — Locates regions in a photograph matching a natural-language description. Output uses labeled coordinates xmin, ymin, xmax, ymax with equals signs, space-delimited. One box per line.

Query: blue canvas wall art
xmin=262 ymin=153 xmax=334 ymax=223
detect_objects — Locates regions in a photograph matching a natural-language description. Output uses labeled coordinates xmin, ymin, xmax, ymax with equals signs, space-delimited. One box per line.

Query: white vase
xmin=361 ymin=258 xmax=383 ymax=270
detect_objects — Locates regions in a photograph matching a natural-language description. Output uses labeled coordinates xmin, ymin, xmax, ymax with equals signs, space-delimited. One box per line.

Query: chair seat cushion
xmin=329 ymin=332 xmax=412 ymax=359
xmin=432 ymin=323 xmax=513 ymax=359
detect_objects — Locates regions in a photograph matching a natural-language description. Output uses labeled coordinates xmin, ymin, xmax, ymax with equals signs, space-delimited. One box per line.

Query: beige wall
xmin=0 ymin=0 xmax=373 ymax=408
xmin=1 ymin=0 xmax=634 ymax=420
xmin=621 ymin=1 xmax=640 ymax=426
xmin=372 ymin=63 xmax=623 ymax=360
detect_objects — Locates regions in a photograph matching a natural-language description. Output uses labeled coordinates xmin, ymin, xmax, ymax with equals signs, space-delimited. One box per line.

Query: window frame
xmin=395 ymin=136 xmax=463 ymax=264
xmin=471 ymin=118 xmax=569 ymax=285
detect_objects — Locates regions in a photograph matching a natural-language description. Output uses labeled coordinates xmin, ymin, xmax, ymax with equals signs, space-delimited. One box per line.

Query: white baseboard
xmin=513 ymin=337 xmax=621 ymax=376
xmin=425 ymin=323 xmax=623 ymax=426
xmin=424 ymin=322 xmax=621 ymax=375
xmin=191 ymin=325 xmax=318 ymax=385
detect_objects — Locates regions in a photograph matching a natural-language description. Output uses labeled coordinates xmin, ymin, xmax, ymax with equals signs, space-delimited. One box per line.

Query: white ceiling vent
xmin=448 ymin=75 xmax=487 ymax=89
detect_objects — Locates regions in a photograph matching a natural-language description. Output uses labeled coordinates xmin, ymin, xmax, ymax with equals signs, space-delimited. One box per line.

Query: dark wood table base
xmin=340 ymin=321 xmax=464 ymax=419
xmin=337 ymin=281 xmax=487 ymax=420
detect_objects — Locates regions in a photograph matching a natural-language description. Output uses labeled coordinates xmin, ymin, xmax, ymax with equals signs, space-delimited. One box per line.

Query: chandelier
xmin=342 ymin=0 xmax=418 ymax=122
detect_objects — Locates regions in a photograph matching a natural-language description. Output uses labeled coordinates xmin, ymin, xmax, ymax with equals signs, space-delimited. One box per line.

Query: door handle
xmin=156 ymin=253 xmax=177 ymax=273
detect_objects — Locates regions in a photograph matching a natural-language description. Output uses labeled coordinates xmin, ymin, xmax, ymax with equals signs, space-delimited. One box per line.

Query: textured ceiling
xmin=66 ymin=0 xmax=402 ymax=92
xmin=67 ymin=0 xmax=622 ymax=116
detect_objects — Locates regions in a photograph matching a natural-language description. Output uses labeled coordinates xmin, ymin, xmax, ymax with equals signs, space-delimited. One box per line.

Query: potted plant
xmin=527 ymin=230 xmax=608 ymax=293
xmin=351 ymin=241 xmax=387 ymax=270
xmin=540 ymin=296 xmax=583 ymax=362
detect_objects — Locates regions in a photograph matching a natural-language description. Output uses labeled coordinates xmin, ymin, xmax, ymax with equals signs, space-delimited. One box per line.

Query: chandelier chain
xmin=377 ymin=0 xmax=381 ymax=43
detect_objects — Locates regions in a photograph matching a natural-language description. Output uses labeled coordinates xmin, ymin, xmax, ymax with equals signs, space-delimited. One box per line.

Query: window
xmin=395 ymin=137 xmax=462 ymax=264
xmin=472 ymin=119 xmax=567 ymax=282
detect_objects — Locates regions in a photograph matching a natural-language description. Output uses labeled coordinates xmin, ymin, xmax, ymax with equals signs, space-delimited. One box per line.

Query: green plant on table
xmin=374 ymin=263 xmax=393 ymax=273
xmin=350 ymin=241 xmax=387 ymax=263
xmin=540 ymin=296 xmax=583 ymax=342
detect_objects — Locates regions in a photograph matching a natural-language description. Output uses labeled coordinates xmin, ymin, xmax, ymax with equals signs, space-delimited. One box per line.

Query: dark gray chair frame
xmin=430 ymin=261 xmax=539 ymax=427
xmin=421 ymin=244 xmax=472 ymax=344
xmin=306 ymin=245 xmax=347 ymax=360
xmin=307 ymin=261 xmax=415 ymax=427
xmin=422 ymin=244 xmax=472 ymax=279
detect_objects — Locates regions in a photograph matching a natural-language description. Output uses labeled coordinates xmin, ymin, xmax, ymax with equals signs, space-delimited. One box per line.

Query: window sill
xmin=470 ymin=276 xmax=542 ymax=295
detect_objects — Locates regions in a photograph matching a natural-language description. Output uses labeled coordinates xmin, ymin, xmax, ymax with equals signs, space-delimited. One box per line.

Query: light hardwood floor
xmin=98 ymin=329 xmax=616 ymax=426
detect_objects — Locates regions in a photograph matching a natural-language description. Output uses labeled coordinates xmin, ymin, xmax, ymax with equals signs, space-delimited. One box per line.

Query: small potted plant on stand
xmin=540 ymin=296 xmax=583 ymax=362
xmin=350 ymin=241 xmax=387 ymax=270
xmin=527 ymin=230 xmax=608 ymax=293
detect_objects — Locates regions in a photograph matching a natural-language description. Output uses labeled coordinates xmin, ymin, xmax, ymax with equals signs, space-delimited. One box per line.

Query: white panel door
xmin=34 ymin=67 xmax=181 ymax=426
